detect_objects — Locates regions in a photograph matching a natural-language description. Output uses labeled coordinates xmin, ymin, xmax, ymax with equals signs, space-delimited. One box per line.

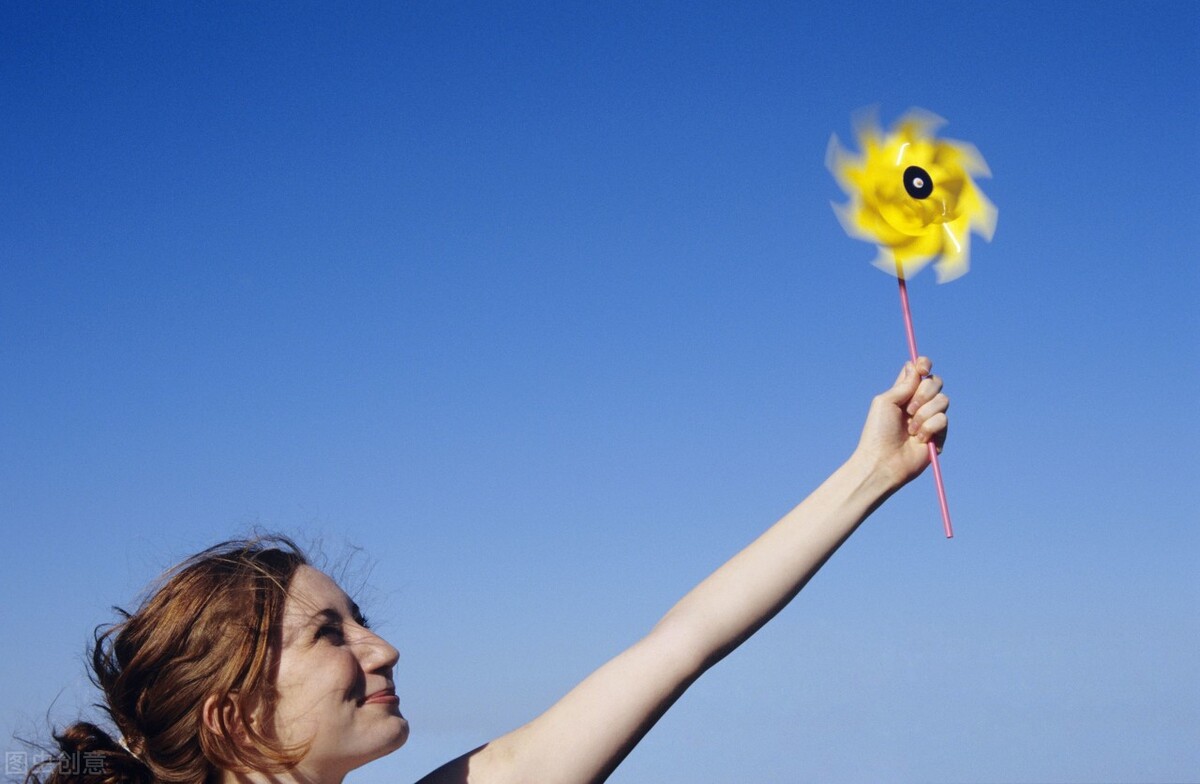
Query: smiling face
xmin=270 ymin=566 xmax=408 ymax=781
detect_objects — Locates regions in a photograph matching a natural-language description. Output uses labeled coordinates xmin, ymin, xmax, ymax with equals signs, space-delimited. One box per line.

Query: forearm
xmin=652 ymin=454 xmax=898 ymax=671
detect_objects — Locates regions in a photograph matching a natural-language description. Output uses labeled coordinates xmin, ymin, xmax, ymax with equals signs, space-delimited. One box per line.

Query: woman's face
xmin=271 ymin=566 xmax=408 ymax=780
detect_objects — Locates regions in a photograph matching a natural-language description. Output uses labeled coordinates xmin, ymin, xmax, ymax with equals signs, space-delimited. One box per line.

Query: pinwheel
xmin=828 ymin=109 xmax=997 ymax=538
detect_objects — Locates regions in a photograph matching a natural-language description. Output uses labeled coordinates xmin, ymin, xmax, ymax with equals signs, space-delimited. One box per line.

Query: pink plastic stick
xmin=896 ymin=276 xmax=954 ymax=539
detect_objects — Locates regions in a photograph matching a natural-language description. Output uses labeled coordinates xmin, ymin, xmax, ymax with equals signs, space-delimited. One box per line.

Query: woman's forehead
xmin=284 ymin=565 xmax=353 ymax=616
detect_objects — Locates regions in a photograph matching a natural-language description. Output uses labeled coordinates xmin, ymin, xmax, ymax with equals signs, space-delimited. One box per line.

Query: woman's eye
xmin=316 ymin=624 xmax=346 ymax=644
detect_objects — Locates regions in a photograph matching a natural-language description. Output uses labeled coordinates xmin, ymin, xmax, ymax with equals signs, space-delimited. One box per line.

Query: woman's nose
xmin=359 ymin=628 xmax=400 ymax=670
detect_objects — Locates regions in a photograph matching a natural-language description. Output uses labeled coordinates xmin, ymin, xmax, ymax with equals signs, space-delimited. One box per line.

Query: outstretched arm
xmin=419 ymin=359 xmax=948 ymax=784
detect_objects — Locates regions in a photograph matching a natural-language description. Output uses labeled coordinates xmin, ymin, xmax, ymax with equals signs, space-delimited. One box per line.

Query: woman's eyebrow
xmin=306 ymin=603 xmax=366 ymax=625
xmin=305 ymin=607 xmax=343 ymax=626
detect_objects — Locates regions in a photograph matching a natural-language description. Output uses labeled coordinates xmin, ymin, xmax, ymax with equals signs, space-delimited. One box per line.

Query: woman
xmin=31 ymin=359 xmax=948 ymax=784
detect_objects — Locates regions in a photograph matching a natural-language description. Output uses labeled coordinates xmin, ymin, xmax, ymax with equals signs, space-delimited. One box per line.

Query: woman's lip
xmin=363 ymin=691 xmax=399 ymax=705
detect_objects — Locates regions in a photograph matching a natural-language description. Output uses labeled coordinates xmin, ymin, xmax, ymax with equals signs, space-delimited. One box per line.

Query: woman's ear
xmin=202 ymin=693 xmax=254 ymax=745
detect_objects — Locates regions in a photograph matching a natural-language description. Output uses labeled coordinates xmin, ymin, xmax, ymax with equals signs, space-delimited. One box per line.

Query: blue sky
xmin=2 ymin=2 xmax=1197 ymax=782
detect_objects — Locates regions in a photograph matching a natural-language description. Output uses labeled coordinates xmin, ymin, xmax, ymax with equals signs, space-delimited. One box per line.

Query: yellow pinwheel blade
xmin=828 ymin=109 xmax=997 ymax=281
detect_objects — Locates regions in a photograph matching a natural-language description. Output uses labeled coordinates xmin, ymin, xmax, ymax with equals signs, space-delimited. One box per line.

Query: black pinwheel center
xmin=903 ymin=165 xmax=934 ymax=199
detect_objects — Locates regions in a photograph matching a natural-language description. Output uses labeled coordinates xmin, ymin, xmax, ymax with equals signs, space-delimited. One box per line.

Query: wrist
xmin=843 ymin=449 xmax=905 ymax=499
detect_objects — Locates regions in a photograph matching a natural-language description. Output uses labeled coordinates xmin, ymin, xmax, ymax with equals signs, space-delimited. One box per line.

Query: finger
xmin=907 ymin=392 xmax=950 ymax=436
xmin=906 ymin=373 xmax=944 ymax=416
xmin=913 ymin=410 xmax=949 ymax=449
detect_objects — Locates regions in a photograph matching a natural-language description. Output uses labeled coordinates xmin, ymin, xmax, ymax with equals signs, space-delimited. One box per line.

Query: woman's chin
xmin=378 ymin=718 xmax=410 ymax=756
xmin=342 ymin=723 xmax=410 ymax=776
xmin=393 ymin=718 xmax=410 ymax=750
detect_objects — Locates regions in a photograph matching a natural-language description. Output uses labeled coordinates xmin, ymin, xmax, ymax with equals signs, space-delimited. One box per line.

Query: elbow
xmin=645 ymin=613 xmax=713 ymax=682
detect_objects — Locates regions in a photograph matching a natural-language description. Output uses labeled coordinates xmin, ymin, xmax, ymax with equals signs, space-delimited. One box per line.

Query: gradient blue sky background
xmin=3 ymin=3 xmax=1197 ymax=782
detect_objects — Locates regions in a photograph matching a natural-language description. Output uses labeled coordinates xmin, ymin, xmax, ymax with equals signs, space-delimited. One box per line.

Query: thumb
xmin=878 ymin=360 xmax=921 ymax=405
